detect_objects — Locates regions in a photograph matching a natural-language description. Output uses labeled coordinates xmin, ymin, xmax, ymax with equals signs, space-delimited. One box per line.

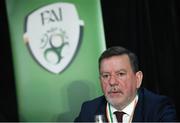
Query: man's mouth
xmin=108 ymin=90 xmax=123 ymax=96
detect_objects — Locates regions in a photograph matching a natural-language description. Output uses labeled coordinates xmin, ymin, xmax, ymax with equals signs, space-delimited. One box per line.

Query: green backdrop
xmin=6 ymin=0 xmax=106 ymax=121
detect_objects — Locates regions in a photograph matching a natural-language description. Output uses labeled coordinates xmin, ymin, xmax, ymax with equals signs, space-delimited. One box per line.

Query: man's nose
xmin=109 ymin=75 xmax=118 ymax=86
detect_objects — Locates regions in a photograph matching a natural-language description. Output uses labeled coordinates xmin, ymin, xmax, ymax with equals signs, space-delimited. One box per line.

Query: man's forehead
xmin=101 ymin=55 xmax=130 ymax=63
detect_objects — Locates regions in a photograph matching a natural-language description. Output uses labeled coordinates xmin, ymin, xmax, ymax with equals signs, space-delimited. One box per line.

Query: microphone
xmin=95 ymin=115 xmax=105 ymax=123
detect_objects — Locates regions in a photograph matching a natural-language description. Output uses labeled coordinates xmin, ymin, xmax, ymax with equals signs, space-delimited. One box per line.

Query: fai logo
xmin=24 ymin=3 xmax=84 ymax=74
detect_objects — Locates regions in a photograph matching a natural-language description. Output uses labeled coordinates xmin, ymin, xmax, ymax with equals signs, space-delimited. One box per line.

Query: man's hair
xmin=98 ymin=46 xmax=139 ymax=73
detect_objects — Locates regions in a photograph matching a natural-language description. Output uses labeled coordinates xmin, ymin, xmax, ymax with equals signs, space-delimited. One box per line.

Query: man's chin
xmin=106 ymin=96 xmax=122 ymax=105
xmin=107 ymin=98 xmax=125 ymax=110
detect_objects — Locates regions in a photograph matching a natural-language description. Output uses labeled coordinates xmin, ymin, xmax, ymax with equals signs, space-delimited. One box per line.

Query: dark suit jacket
xmin=74 ymin=88 xmax=177 ymax=122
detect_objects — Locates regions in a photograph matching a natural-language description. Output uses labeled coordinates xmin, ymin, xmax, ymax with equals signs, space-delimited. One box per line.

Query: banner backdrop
xmin=6 ymin=0 xmax=106 ymax=121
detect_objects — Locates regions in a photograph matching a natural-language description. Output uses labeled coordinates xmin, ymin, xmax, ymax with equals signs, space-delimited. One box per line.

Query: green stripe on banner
xmin=6 ymin=0 xmax=106 ymax=121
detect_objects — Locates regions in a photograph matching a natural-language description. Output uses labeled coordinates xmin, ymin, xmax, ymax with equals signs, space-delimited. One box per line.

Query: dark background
xmin=101 ymin=0 xmax=180 ymax=121
xmin=0 ymin=0 xmax=180 ymax=121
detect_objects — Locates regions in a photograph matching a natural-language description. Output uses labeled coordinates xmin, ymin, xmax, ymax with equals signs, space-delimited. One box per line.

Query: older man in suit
xmin=74 ymin=46 xmax=176 ymax=122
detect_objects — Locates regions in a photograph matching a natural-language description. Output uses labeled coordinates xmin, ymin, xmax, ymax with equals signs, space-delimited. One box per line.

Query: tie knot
xmin=114 ymin=111 xmax=125 ymax=122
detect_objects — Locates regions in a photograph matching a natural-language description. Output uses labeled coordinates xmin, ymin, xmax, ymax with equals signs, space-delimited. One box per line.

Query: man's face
xmin=99 ymin=55 xmax=142 ymax=110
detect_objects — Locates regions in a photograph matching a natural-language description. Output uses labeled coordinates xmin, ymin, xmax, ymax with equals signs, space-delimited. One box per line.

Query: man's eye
xmin=102 ymin=74 xmax=109 ymax=78
xmin=117 ymin=72 xmax=126 ymax=76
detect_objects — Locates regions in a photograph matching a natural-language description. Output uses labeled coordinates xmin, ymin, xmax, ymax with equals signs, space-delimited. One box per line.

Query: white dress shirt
xmin=107 ymin=95 xmax=138 ymax=123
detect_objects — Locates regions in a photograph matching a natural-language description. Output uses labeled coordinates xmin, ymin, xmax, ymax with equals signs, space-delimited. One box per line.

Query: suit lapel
xmin=132 ymin=88 xmax=144 ymax=122
xmin=95 ymin=96 xmax=108 ymax=122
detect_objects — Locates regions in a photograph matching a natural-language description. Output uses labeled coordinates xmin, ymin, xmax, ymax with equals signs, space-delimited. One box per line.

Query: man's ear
xmin=136 ymin=71 xmax=143 ymax=88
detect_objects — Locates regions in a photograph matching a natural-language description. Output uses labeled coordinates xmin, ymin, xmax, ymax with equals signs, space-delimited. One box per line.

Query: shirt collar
xmin=110 ymin=95 xmax=138 ymax=116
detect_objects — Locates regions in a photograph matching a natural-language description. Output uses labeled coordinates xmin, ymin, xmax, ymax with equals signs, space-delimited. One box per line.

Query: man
xmin=74 ymin=46 xmax=176 ymax=122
